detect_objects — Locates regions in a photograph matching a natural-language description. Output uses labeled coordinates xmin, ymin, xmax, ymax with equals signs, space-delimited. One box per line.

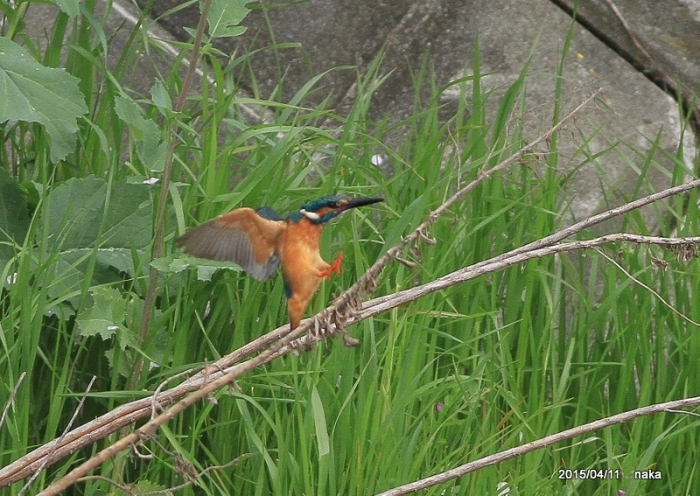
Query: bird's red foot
xmin=319 ymin=251 xmax=343 ymax=279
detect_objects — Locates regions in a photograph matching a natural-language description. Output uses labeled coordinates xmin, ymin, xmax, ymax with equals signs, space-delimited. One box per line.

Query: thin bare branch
xmin=354 ymin=234 xmax=700 ymax=323
xmin=596 ymin=248 xmax=700 ymax=327
xmin=602 ymin=0 xmax=652 ymax=61
xmin=0 ymin=372 xmax=25 ymax=431
xmin=374 ymin=396 xmax=700 ymax=495
xmin=78 ymin=453 xmax=249 ymax=495
xmin=19 ymin=376 xmax=96 ymax=495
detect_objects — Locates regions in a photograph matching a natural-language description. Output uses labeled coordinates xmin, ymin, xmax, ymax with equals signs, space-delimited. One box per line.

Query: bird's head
xmin=290 ymin=195 xmax=383 ymax=224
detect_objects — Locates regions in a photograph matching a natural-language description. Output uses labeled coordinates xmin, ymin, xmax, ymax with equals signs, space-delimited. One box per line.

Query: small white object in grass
xmin=143 ymin=177 xmax=159 ymax=185
xmin=204 ymin=301 xmax=211 ymax=319
xmin=6 ymin=273 xmax=18 ymax=285
xmin=370 ymin=154 xmax=384 ymax=166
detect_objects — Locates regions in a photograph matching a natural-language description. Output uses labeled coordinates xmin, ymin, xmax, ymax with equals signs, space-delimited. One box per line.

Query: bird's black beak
xmin=340 ymin=197 xmax=384 ymax=211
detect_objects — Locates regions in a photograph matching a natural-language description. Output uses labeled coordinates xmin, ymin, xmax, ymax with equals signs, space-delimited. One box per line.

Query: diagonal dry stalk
xmin=0 ymin=372 xmax=24 ymax=431
xmin=18 ymin=377 xmax=97 ymax=496
xmin=5 ymin=90 xmax=700 ymax=492
xmin=375 ymin=395 xmax=700 ymax=495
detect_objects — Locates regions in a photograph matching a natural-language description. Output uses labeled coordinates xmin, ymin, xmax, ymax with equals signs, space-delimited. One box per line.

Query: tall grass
xmin=1 ymin=1 xmax=699 ymax=494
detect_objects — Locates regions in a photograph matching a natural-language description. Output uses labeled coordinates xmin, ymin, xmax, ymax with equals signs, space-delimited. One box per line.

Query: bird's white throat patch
xmin=300 ymin=209 xmax=320 ymax=220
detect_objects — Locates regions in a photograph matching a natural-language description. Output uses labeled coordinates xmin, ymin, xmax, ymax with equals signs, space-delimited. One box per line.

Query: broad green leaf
xmin=131 ymin=480 xmax=171 ymax=495
xmin=76 ymin=286 xmax=127 ymax=340
xmin=44 ymin=249 xmax=142 ymax=304
xmin=44 ymin=176 xmax=153 ymax=251
xmin=114 ymin=95 xmax=167 ymax=171
xmin=114 ymin=96 xmax=152 ymax=140
xmin=100 ymin=184 xmax=154 ymax=249
xmin=207 ymin=0 xmax=253 ymax=39
xmin=104 ymin=295 xmax=157 ymax=377
xmin=311 ymin=386 xmax=330 ymax=456
xmin=0 ymin=168 xmax=30 ymax=271
xmin=152 ymin=254 xmax=244 ymax=281
xmin=49 ymin=0 xmax=80 ymax=17
xmin=0 ymin=38 xmax=88 ymax=163
xmin=44 ymin=175 xmax=106 ymax=251
xmin=39 ymin=176 xmax=153 ymax=303
xmin=150 ymin=81 xmax=172 ymax=112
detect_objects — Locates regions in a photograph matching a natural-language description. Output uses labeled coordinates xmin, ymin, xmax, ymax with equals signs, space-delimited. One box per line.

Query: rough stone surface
xmin=24 ymin=0 xmax=700 ymax=230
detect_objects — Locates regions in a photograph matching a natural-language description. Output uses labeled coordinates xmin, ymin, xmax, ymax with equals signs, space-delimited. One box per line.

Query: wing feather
xmin=177 ymin=208 xmax=285 ymax=281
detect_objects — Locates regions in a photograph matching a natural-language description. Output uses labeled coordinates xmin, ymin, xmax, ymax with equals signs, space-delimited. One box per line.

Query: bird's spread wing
xmin=177 ymin=207 xmax=285 ymax=281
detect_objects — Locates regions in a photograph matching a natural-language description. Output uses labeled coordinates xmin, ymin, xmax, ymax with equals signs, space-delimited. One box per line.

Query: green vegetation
xmin=1 ymin=0 xmax=699 ymax=494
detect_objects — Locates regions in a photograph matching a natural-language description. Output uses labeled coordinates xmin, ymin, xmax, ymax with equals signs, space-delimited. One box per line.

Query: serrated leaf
xmin=207 ymin=0 xmax=253 ymax=39
xmin=100 ymin=183 xmax=154 ymax=249
xmin=77 ymin=287 xmax=127 ymax=340
xmin=39 ymin=177 xmax=154 ymax=304
xmin=44 ymin=175 xmax=107 ymax=251
xmin=114 ymin=96 xmax=153 ymax=139
xmin=150 ymin=81 xmax=172 ymax=111
xmin=45 ymin=176 xmax=153 ymax=251
xmin=131 ymin=480 xmax=172 ymax=495
xmin=114 ymin=95 xmax=166 ymax=171
xmin=0 ymin=38 xmax=88 ymax=162
xmin=137 ymin=136 xmax=167 ymax=172
xmin=43 ymin=248 xmax=143 ymax=303
xmin=49 ymin=0 xmax=80 ymax=17
xmin=152 ymin=254 xmax=244 ymax=281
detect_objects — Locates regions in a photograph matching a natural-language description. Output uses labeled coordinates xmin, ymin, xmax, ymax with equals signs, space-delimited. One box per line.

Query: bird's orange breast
xmin=277 ymin=218 xmax=331 ymax=324
xmin=278 ymin=219 xmax=326 ymax=284
xmin=279 ymin=219 xmax=328 ymax=276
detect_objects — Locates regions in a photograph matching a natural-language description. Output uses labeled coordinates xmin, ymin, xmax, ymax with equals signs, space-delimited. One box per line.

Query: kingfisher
xmin=177 ymin=195 xmax=383 ymax=329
